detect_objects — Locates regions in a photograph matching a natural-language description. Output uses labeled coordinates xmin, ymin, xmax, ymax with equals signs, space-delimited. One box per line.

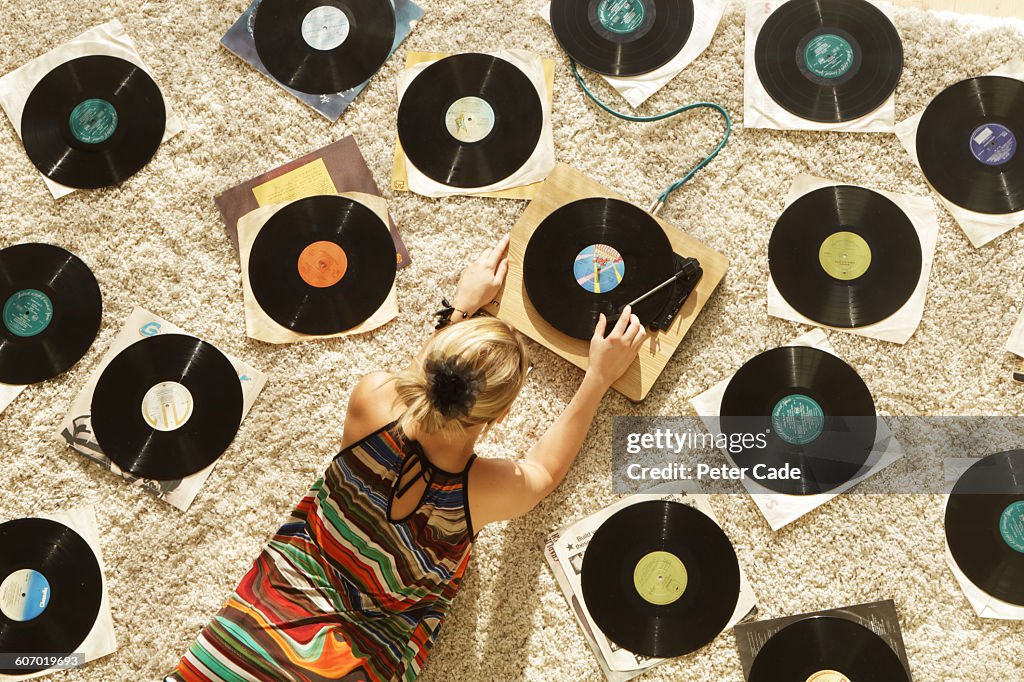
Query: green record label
xmin=68 ymin=98 xmax=118 ymax=144
xmin=1000 ymin=500 xmax=1024 ymax=554
xmin=819 ymin=231 xmax=871 ymax=281
xmin=803 ymin=34 xmax=855 ymax=80
xmin=3 ymin=289 xmax=53 ymax=337
xmin=597 ymin=0 xmax=646 ymax=34
xmin=633 ymin=550 xmax=687 ymax=605
xmin=772 ymin=394 xmax=825 ymax=445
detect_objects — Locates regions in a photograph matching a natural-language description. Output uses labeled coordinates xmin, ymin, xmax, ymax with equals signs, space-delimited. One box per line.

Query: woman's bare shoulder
xmin=342 ymin=372 xmax=403 ymax=447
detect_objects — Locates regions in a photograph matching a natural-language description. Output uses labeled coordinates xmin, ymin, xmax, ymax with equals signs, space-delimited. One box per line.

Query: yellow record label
xmin=632 ymin=551 xmax=687 ymax=605
xmin=818 ymin=231 xmax=871 ymax=280
xmin=806 ymin=671 xmax=851 ymax=682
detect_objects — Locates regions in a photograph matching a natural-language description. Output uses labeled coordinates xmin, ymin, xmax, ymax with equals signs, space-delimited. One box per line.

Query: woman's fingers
xmin=611 ymin=305 xmax=632 ymax=336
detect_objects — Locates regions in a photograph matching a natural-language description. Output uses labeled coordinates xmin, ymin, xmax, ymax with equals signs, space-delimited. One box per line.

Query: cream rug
xmin=1 ymin=1 xmax=1023 ymax=680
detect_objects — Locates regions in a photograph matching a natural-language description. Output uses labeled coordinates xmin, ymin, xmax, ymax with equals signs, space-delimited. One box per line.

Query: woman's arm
xmin=470 ymin=307 xmax=646 ymax=528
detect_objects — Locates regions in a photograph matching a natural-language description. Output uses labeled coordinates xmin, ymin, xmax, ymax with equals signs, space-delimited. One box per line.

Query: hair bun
xmin=424 ymin=356 xmax=482 ymax=419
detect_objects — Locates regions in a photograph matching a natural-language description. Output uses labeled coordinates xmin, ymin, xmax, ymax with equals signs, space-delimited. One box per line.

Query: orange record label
xmin=298 ymin=241 xmax=348 ymax=288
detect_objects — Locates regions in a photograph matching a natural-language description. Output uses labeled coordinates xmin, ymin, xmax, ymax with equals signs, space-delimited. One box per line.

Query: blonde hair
xmin=393 ymin=317 xmax=530 ymax=439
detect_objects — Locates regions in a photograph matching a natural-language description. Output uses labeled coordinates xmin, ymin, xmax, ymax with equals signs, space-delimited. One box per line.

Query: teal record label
xmin=771 ymin=394 xmax=825 ymax=445
xmin=803 ymin=34 xmax=855 ymax=80
xmin=68 ymin=98 xmax=118 ymax=144
xmin=3 ymin=288 xmax=54 ymax=337
xmin=0 ymin=568 xmax=51 ymax=622
xmin=1000 ymin=500 xmax=1024 ymax=554
xmin=574 ymin=244 xmax=625 ymax=294
xmin=597 ymin=0 xmax=646 ymax=34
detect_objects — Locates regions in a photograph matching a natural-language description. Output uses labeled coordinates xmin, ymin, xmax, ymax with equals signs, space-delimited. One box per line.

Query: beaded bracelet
xmin=434 ymin=298 xmax=470 ymax=330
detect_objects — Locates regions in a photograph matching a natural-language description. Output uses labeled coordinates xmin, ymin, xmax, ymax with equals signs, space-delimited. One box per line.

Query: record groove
xmin=253 ymin=0 xmax=397 ymax=95
xmin=0 ymin=243 xmax=102 ymax=385
xmin=581 ymin=500 xmax=740 ymax=658
xmin=91 ymin=334 xmax=244 ymax=481
xmin=769 ymin=185 xmax=922 ymax=328
xmin=397 ymin=53 xmax=543 ymax=189
xmin=753 ymin=0 xmax=903 ymax=122
xmin=21 ymin=55 xmax=166 ymax=189
xmin=720 ymin=346 xmax=877 ymax=495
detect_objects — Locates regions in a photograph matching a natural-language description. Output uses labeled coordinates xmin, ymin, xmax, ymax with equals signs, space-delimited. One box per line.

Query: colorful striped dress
xmin=169 ymin=421 xmax=476 ymax=682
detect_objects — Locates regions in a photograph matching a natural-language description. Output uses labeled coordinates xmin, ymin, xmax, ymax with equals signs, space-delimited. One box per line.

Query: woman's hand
xmin=452 ymin=234 xmax=510 ymax=316
xmin=586 ymin=306 xmax=647 ymax=389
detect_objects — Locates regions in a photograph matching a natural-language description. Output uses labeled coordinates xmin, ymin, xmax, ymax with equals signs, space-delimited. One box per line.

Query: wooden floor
xmin=895 ymin=0 xmax=1024 ymax=18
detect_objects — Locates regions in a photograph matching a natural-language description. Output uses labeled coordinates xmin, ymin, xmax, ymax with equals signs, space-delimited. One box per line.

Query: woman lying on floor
xmin=167 ymin=234 xmax=647 ymax=682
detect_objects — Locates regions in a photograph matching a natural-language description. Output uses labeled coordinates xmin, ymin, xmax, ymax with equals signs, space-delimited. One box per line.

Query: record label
xmin=301 ymin=6 xmax=350 ymax=50
xmin=298 ymin=241 xmax=348 ymax=288
xmin=444 ymin=97 xmax=495 ymax=143
xmin=597 ymin=0 xmax=647 ymax=35
xmin=807 ymin=672 xmax=850 ymax=682
xmin=68 ymin=98 xmax=118 ymax=144
xmin=772 ymin=394 xmax=825 ymax=445
xmin=633 ymin=551 xmax=687 ymax=605
xmin=574 ymin=244 xmax=625 ymax=294
xmin=0 ymin=569 xmax=50 ymax=622
xmin=1002 ymin=500 xmax=1024 ymax=554
xmin=818 ymin=231 xmax=871 ymax=280
xmin=803 ymin=33 xmax=856 ymax=80
xmin=970 ymin=123 xmax=1017 ymax=166
xmin=142 ymin=381 xmax=194 ymax=432
xmin=3 ymin=289 xmax=53 ymax=337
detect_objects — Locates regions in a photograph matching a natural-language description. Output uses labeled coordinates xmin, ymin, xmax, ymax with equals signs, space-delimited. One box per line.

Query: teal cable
xmin=569 ymin=58 xmax=732 ymax=214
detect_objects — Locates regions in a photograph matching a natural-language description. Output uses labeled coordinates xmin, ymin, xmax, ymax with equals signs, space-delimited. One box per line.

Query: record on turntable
xmin=522 ymin=197 xmax=676 ymax=339
xmin=945 ymin=450 xmax=1024 ymax=606
xmin=253 ymin=0 xmax=397 ymax=95
xmin=21 ymin=55 xmax=166 ymax=189
xmin=90 ymin=334 xmax=244 ymax=481
xmin=0 ymin=517 xmax=103 ymax=675
xmin=753 ymin=0 xmax=903 ymax=123
xmin=0 ymin=243 xmax=102 ymax=385
xmin=549 ymin=0 xmax=694 ymax=76
xmin=247 ymin=195 xmax=397 ymax=336
xmin=916 ymin=76 xmax=1024 ymax=215
xmin=580 ymin=500 xmax=740 ymax=658
xmin=748 ymin=616 xmax=910 ymax=682
xmin=396 ymin=53 xmax=544 ymax=189
xmin=769 ymin=185 xmax=922 ymax=328
xmin=720 ymin=346 xmax=877 ymax=495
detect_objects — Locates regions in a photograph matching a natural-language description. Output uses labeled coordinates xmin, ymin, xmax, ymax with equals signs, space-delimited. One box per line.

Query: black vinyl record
xmin=748 ymin=616 xmax=910 ymax=682
xmin=248 ymin=195 xmax=397 ymax=335
xmin=916 ymin=76 xmax=1024 ymax=215
xmin=21 ymin=55 xmax=166 ymax=189
xmin=581 ymin=500 xmax=740 ymax=658
xmin=550 ymin=0 xmax=694 ymax=76
xmin=91 ymin=334 xmax=243 ymax=481
xmin=769 ymin=185 xmax=922 ymax=328
xmin=720 ymin=346 xmax=877 ymax=495
xmin=396 ymin=53 xmax=544 ymax=188
xmin=523 ymin=197 xmax=674 ymax=340
xmin=0 ymin=518 xmax=103 ymax=675
xmin=253 ymin=0 xmax=396 ymax=95
xmin=753 ymin=0 xmax=903 ymax=122
xmin=945 ymin=450 xmax=1024 ymax=606
xmin=0 ymin=243 xmax=102 ymax=385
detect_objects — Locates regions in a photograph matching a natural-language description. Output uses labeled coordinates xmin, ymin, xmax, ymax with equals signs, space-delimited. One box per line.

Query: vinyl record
xmin=0 ymin=518 xmax=102 ymax=675
xmin=523 ymin=197 xmax=675 ymax=340
xmin=916 ymin=76 xmax=1024 ymax=214
xmin=248 ymin=195 xmax=396 ymax=335
xmin=720 ymin=346 xmax=877 ymax=495
xmin=549 ymin=0 xmax=694 ymax=76
xmin=253 ymin=0 xmax=397 ymax=95
xmin=753 ymin=0 xmax=903 ymax=122
xmin=21 ymin=55 xmax=166 ymax=189
xmin=396 ymin=53 xmax=544 ymax=188
xmin=0 ymin=243 xmax=102 ymax=385
xmin=945 ymin=450 xmax=1024 ymax=606
xmin=91 ymin=334 xmax=243 ymax=481
xmin=580 ymin=500 xmax=740 ymax=658
xmin=748 ymin=616 xmax=910 ymax=682
xmin=769 ymin=185 xmax=923 ymax=328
